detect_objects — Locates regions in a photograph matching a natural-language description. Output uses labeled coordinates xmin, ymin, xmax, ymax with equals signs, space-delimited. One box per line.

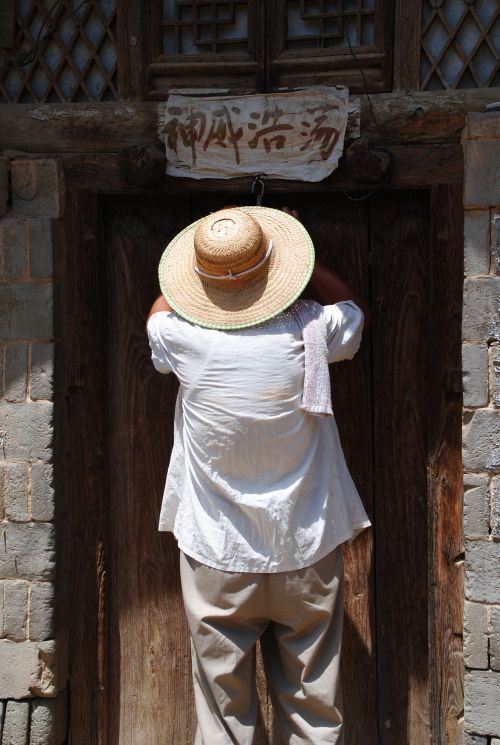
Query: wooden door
xmin=65 ymin=187 xmax=463 ymax=745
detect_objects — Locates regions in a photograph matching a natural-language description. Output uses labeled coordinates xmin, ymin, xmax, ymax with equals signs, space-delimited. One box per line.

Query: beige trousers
xmin=179 ymin=547 xmax=344 ymax=745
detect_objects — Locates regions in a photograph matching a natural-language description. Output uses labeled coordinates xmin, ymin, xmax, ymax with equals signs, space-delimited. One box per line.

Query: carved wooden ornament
xmin=160 ymin=87 xmax=350 ymax=182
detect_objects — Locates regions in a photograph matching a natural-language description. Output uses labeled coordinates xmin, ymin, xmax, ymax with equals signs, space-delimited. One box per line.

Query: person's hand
xmin=281 ymin=206 xmax=301 ymax=223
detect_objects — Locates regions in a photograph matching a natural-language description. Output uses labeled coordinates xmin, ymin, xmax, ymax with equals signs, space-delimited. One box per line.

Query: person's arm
xmin=309 ymin=261 xmax=372 ymax=329
xmin=281 ymin=207 xmax=372 ymax=329
xmin=147 ymin=295 xmax=172 ymax=327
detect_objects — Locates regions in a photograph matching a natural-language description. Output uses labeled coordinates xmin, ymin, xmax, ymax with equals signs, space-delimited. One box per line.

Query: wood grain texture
xmin=427 ymin=184 xmax=464 ymax=745
xmin=286 ymin=194 xmax=378 ymax=745
xmin=393 ymin=0 xmax=423 ymax=90
xmin=186 ymin=192 xmax=377 ymax=744
xmin=64 ymin=190 xmax=110 ymax=745
xmin=265 ymin=194 xmax=377 ymax=745
xmin=60 ymin=141 xmax=463 ymax=197
xmin=104 ymin=196 xmax=196 ymax=745
xmin=0 ymin=90 xmax=498 ymax=153
xmin=267 ymin=0 xmax=392 ymax=93
xmin=116 ymin=0 xmax=150 ymax=100
xmin=370 ymin=190 xmax=431 ymax=745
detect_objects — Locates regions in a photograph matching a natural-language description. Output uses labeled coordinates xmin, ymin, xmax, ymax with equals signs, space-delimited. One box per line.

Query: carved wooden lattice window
xmin=0 ymin=0 xmax=394 ymax=102
xmin=147 ymin=0 xmax=391 ymax=96
xmin=284 ymin=0 xmax=376 ymax=50
xmin=267 ymin=0 xmax=392 ymax=92
xmin=162 ymin=0 xmax=250 ymax=54
xmin=147 ymin=0 xmax=264 ymax=95
xmin=421 ymin=0 xmax=500 ymax=89
xmin=0 ymin=0 xmax=118 ymax=103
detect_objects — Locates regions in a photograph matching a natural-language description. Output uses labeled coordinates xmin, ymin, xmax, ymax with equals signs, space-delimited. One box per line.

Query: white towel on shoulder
xmin=292 ymin=300 xmax=333 ymax=417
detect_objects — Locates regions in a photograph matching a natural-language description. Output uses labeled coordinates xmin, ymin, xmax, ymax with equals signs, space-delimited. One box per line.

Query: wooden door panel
xmin=312 ymin=198 xmax=377 ymax=745
xmin=104 ymin=197 xmax=196 ymax=745
xmin=104 ymin=193 xmax=378 ymax=745
xmin=370 ymin=190 xmax=431 ymax=745
xmin=266 ymin=193 xmax=378 ymax=745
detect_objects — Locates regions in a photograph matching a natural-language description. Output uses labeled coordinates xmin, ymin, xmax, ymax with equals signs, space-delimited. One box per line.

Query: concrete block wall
xmin=462 ymin=112 xmax=500 ymax=745
xmin=0 ymin=160 xmax=67 ymax=745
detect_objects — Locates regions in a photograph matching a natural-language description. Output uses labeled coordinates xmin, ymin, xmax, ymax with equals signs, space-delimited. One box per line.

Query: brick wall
xmin=0 ymin=160 xmax=66 ymax=745
xmin=462 ymin=112 xmax=500 ymax=745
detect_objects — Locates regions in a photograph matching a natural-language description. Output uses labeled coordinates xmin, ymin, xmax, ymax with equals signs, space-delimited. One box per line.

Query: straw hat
xmin=158 ymin=206 xmax=315 ymax=330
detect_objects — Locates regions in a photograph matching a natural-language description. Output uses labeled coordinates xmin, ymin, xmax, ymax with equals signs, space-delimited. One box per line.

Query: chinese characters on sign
xmin=161 ymin=88 xmax=351 ymax=182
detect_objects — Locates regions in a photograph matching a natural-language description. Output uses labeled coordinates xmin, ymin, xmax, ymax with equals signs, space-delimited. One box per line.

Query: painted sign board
xmin=160 ymin=87 xmax=353 ymax=182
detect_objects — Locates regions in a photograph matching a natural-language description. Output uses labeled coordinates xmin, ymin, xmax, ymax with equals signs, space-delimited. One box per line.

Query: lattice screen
xmin=285 ymin=0 xmax=376 ymax=51
xmin=421 ymin=0 xmax=500 ymax=89
xmin=162 ymin=0 xmax=250 ymax=56
xmin=0 ymin=0 xmax=118 ymax=103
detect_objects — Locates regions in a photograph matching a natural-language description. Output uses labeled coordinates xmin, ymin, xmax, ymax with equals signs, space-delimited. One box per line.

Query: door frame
xmin=59 ymin=163 xmax=464 ymax=745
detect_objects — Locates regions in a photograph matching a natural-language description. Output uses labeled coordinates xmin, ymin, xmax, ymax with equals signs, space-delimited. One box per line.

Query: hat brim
xmin=158 ymin=206 xmax=315 ymax=330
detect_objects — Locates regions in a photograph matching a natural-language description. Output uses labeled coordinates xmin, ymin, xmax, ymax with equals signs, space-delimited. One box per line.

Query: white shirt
xmin=147 ymin=300 xmax=371 ymax=572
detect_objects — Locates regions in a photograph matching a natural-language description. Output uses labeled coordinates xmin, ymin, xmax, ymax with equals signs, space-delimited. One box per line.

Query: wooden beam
xmin=0 ymin=89 xmax=498 ymax=154
xmin=2 ymin=103 xmax=160 ymax=153
xmin=60 ymin=142 xmax=462 ymax=193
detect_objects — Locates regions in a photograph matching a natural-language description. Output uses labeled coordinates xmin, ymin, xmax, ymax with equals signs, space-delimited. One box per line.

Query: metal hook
xmin=251 ymin=175 xmax=266 ymax=206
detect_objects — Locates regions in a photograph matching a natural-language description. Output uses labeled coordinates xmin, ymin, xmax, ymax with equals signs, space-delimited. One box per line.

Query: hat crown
xmin=194 ymin=209 xmax=265 ymax=277
xmin=158 ymin=205 xmax=314 ymax=330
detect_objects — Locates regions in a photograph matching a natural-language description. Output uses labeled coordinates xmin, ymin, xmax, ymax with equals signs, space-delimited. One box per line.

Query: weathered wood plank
xmin=59 ymin=141 xmax=463 ymax=194
xmin=184 ymin=192 xmax=378 ymax=745
xmin=2 ymin=103 xmax=160 ymax=152
xmin=0 ymin=90 xmax=498 ymax=153
xmin=265 ymin=194 xmax=377 ymax=745
xmin=63 ymin=189 xmax=109 ymax=745
xmin=371 ymin=190 xmax=431 ymax=745
xmin=104 ymin=195 xmax=197 ymax=745
xmin=393 ymin=0 xmax=422 ymax=90
xmin=295 ymin=194 xmax=378 ymax=745
xmin=427 ymin=184 xmax=464 ymax=745
xmin=117 ymin=0 xmax=150 ymax=100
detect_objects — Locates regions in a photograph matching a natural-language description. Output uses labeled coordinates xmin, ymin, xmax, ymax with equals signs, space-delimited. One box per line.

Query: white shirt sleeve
xmin=146 ymin=311 xmax=175 ymax=374
xmin=323 ymin=300 xmax=364 ymax=363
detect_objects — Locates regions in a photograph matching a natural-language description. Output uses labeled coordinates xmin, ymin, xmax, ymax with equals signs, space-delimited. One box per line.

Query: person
xmin=146 ymin=205 xmax=372 ymax=745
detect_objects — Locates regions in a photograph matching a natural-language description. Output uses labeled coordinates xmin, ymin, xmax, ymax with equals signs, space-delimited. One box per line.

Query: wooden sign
xmin=160 ymin=87 xmax=351 ymax=182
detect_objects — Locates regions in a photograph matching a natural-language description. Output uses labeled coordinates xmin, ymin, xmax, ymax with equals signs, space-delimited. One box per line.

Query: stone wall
xmin=462 ymin=112 xmax=500 ymax=745
xmin=0 ymin=160 xmax=67 ymax=745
